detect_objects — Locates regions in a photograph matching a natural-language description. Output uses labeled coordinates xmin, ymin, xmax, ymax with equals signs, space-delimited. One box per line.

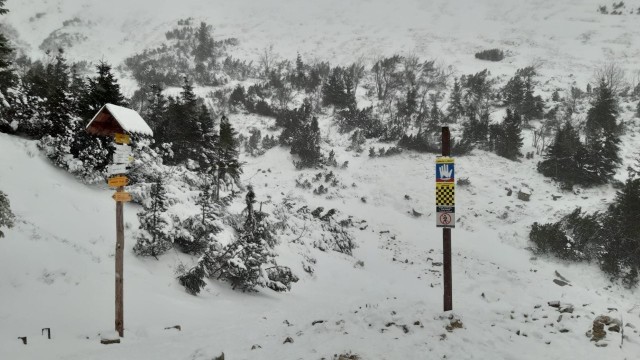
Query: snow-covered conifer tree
xmin=0 ymin=190 xmax=14 ymax=238
xmin=175 ymin=178 xmax=221 ymax=255
xmin=133 ymin=177 xmax=172 ymax=259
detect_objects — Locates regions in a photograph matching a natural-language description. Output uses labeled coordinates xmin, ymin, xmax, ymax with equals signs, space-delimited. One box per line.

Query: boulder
xmin=518 ymin=188 xmax=532 ymax=201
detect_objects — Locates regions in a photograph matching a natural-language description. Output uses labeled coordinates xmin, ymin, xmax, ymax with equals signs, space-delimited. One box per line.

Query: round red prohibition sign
xmin=440 ymin=213 xmax=452 ymax=225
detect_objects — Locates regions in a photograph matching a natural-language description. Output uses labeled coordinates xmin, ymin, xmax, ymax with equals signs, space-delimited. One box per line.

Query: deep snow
xmin=1 ymin=0 xmax=640 ymax=359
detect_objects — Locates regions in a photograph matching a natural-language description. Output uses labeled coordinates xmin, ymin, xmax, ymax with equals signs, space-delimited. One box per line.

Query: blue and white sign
xmin=436 ymin=157 xmax=455 ymax=183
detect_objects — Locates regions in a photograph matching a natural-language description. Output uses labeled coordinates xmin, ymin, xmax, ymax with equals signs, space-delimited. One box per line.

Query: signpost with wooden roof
xmin=86 ymin=103 xmax=153 ymax=340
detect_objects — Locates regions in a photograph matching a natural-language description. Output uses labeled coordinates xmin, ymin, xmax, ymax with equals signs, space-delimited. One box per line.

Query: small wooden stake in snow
xmin=100 ymin=330 xmax=122 ymax=344
xmin=18 ymin=337 xmax=27 ymax=345
xmin=42 ymin=328 xmax=51 ymax=339
xmin=442 ymin=127 xmax=452 ymax=312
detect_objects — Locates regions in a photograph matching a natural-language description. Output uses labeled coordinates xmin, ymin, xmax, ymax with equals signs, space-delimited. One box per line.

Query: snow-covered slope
xmin=2 ymin=0 xmax=640 ymax=359
xmin=1 ymin=126 xmax=640 ymax=359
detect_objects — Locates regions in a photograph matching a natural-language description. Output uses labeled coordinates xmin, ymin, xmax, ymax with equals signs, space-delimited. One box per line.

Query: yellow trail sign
xmin=108 ymin=176 xmax=129 ymax=188
xmin=112 ymin=191 xmax=132 ymax=202
xmin=114 ymin=133 xmax=131 ymax=144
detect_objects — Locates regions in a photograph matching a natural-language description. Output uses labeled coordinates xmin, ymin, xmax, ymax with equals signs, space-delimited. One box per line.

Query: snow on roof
xmin=85 ymin=104 xmax=153 ymax=137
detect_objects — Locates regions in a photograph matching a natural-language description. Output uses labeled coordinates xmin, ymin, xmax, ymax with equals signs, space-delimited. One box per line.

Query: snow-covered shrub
xmin=474 ymin=49 xmax=505 ymax=62
xmin=244 ymin=128 xmax=265 ymax=156
xmin=529 ymin=220 xmax=572 ymax=259
xmin=173 ymin=215 xmax=219 ymax=255
xmin=261 ymin=134 xmax=278 ymax=150
xmin=530 ymin=175 xmax=640 ymax=288
xmin=38 ymin=126 xmax=109 ymax=184
xmin=264 ymin=266 xmax=298 ymax=292
xmin=348 ymin=129 xmax=366 ymax=152
xmin=127 ymin=138 xmax=165 ymax=185
xmin=173 ymin=181 xmax=223 ymax=255
xmin=316 ymin=221 xmax=356 ymax=255
xmin=178 ymin=264 xmax=207 ymax=295
xmin=0 ymin=190 xmax=14 ymax=238
xmin=181 ymin=218 xmax=296 ymax=293
xmin=179 ymin=189 xmax=296 ymax=294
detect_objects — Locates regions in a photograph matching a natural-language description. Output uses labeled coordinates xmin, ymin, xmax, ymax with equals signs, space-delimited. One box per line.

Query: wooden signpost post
xmin=85 ymin=104 xmax=153 ymax=342
xmin=437 ymin=127 xmax=455 ymax=312
xmin=112 ymin=133 xmax=131 ymax=338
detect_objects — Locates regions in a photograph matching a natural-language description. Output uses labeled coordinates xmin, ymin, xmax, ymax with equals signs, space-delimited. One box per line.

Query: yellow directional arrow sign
xmin=114 ymin=133 xmax=131 ymax=145
xmin=112 ymin=191 xmax=132 ymax=202
xmin=108 ymin=176 xmax=129 ymax=188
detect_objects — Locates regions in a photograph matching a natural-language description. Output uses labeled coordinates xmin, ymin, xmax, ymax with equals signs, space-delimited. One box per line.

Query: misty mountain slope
xmin=5 ymin=0 xmax=640 ymax=86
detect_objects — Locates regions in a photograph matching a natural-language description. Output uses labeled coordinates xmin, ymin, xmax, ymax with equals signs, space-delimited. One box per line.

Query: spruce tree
xmin=68 ymin=64 xmax=87 ymax=116
xmin=0 ymin=0 xmax=14 ymax=93
xmin=180 ymin=188 xmax=255 ymax=294
xmin=521 ymin=77 xmax=544 ymax=121
xmin=584 ymin=79 xmax=621 ymax=183
xmin=462 ymin=112 xmax=490 ymax=147
xmin=69 ymin=61 xmax=127 ymax=175
xmin=586 ymin=78 xmax=618 ymax=139
xmin=430 ymin=99 xmax=441 ymax=125
xmin=397 ymin=87 xmax=418 ymax=127
xmin=188 ymin=187 xmax=296 ymax=293
xmin=175 ymin=178 xmax=221 ymax=255
xmin=79 ymin=61 xmax=126 ymax=120
xmin=322 ymin=67 xmax=355 ymax=109
xmin=0 ymin=190 xmax=14 ymax=238
xmin=600 ymin=175 xmax=640 ymax=280
xmin=217 ymin=115 xmax=241 ymax=195
xmin=291 ymin=117 xmax=322 ymax=168
xmin=178 ymin=265 xmax=207 ymax=295
xmin=502 ymin=67 xmax=543 ymax=121
xmin=196 ymin=104 xmax=219 ymax=173
xmin=164 ymin=78 xmax=201 ymax=163
xmin=45 ymin=50 xmax=73 ymax=137
xmin=448 ymin=78 xmax=464 ymax=121
xmin=133 ymin=177 xmax=172 ymax=259
xmin=292 ymin=52 xmax=307 ymax=90
xmin=537 ymin=121 xmax=588 ymax=187
xmin=494 ymin=109 xmax=523 ymax=160
xmin=503 ymin=74 xmax=524 ymax=112
xmin=143 ymin=84 xmax=168 ymax=142
xmin=584 ymin=132 xmax=620 ymax=183
xmin=193 ymin=22 xmax=214 ymax=64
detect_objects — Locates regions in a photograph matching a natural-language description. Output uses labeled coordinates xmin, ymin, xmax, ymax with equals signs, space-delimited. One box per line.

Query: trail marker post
xmin=438 ymin=127 xmax=455 ymax=311
xmin=85 ymin=104 xmax=153 ymax=340
xmin=112 ymin=133 xmax=130 ymax=338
